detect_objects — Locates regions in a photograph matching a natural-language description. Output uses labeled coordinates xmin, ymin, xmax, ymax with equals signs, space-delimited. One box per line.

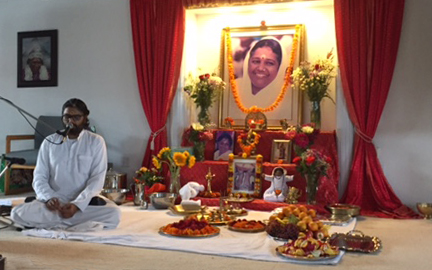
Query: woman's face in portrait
xmin=248 ymin=46 xmax=280 ymax=92
xmin=218 ymin=137 xmax=231 ymax=154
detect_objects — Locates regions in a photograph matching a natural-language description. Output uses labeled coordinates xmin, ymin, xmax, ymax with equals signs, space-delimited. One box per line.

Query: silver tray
xmin=328 ymin=230 xmax=382 ymax=253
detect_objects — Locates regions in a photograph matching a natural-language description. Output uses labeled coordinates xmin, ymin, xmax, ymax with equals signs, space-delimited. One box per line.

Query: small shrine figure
xmin=263 ymin=167 xmax=293 ymax=202
xmin=205 ymin=167 xmax=215 ymax=194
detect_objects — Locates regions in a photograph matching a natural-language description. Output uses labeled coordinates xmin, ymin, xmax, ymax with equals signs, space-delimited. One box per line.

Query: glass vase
xmin=193 ymin=141 xmax=206 ymax=161
xmin=198 ymin=106 xmax=211 ymax=126
xmin=169 ymin=167 xmax=181 ymax=196
xmin=305 ymin=173 xmax=320 ymax=205
xmin=310 ymin=100 xmax=321 ymax=129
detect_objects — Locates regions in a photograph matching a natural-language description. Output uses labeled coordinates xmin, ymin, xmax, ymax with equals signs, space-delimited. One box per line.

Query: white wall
xmin=0 ymin=0 xmax=149 ymax=183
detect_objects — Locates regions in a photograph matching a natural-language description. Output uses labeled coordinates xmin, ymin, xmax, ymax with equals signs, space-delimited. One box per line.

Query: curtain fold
xmin=130 ymin=0 xmax=185 ymax=167
xmin=334 ymin=0 xmax=417 ymax=218
xmin=183 ymin=0 xmax=291 ymax=9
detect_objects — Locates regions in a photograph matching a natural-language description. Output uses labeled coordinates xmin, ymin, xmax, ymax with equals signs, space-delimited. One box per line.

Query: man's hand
xmin=46 ymin=198 xmax=61 ymax=211
xmin=59 ymin=203 xmax=79 ymax=219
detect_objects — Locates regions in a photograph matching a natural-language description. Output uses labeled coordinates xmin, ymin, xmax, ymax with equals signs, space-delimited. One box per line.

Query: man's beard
xmin=68 ymin=125 xmax=85 ymax=137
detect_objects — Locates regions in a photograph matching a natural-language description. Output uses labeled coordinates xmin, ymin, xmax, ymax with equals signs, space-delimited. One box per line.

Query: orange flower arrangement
xmin=225 ymin=25 xmax=301 ymax=113
xmin=237 ymin=130 xmax=261 ymax=157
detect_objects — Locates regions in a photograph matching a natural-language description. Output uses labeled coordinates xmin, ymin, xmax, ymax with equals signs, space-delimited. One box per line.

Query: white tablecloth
xmin=22 ymin=204 xmax=356 ymax=265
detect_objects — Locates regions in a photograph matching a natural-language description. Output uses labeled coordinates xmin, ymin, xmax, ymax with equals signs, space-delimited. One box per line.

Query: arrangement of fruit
xmin=228 ymin=219 xmax=266 ymax=232
xmin=277 ymin=232 xmax=339 ymax=259
xmin=266 ymin=205 xmax=329 ymax=240
xmin=160 ymin=216 xmax=219 ymax=237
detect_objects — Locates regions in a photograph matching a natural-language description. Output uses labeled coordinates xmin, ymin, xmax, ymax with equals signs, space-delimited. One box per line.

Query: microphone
xmin=4 ymin=156 xmax=26 ymax=165
xmin=56 ymin=123 xmax=73 ymax=137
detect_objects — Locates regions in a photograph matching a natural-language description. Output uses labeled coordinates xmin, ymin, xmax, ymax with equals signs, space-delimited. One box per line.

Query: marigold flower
xmin=173 ymin=152 xmax=187 ymax=167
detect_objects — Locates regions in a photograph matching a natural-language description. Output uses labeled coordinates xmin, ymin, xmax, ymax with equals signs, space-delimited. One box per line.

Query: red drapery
xmin=130 ymin=0 xmax=185 ymax=167
xmin=334 ymin=0 xmax=417 ymax=218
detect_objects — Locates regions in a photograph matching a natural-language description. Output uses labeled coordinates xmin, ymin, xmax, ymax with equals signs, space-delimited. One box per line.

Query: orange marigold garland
xmin=225 ymin=25 xmax=301 ymax=113
xmin=237 ymin=130 xmax=261 ymax=157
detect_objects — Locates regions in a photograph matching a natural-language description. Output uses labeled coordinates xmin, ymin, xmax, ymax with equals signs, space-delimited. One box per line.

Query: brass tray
xmin=159 ymin=226 xmax=220 ymax=238
xmin=328 ymin=230 xmax=382 ymax=253
xmin=225 ymin=197 xmax=254 ymax=203
xmin=187 ymin=213 xmax=234 ymax=226
xmin=169 ymin=205 xmax=204 ymax=215
xmin=228 ymin=225 xmax=266 ymax=233
xmin=275 ymin=246 xmax=339 ymax=261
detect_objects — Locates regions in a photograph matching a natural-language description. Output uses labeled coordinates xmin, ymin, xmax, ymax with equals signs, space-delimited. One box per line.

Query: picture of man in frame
xmin=21 ymin=37 xmax=52 ymax=82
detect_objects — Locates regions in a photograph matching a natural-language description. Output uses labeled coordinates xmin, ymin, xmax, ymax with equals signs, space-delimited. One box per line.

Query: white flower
xmin=301 ymin=126 xmax=314 ymax=134
xmin=192 ymin=122 xmax=204 ymax=131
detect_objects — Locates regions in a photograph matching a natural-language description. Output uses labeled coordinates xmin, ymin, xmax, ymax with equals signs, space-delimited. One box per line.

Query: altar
xmin=181 ymin=130 xmax=339 ymax=205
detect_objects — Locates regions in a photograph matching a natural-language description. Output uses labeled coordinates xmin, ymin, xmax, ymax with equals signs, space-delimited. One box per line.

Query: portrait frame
xmin=17 ymin=29 xmax=58 ymax=88
xmin=271 ymin=139 xmax=292 ymax=164
xmin=227 ymin=156 xmax=263 ymax=198
xmin=219 ymin=24 xmax=304 ymax=129
xmin=213 ymin=130 xmax=235 ymax=161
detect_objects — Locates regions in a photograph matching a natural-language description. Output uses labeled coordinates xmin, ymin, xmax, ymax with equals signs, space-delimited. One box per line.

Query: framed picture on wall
xmin=271 ymin=139 xmax=292 ymax=163
xmin=219 ymin=24 xmax=304 ymax=129
xmin=17 ymin=29 xmax=58 ymax=88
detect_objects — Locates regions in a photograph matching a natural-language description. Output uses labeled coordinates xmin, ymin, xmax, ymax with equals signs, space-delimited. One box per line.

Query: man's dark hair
xmin=62 ymin=98 xmax=90 ymax=127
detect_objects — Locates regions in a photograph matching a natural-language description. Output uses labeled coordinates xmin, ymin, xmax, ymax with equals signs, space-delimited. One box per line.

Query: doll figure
xmin=263 ymin=167 xmax=293 ymax=202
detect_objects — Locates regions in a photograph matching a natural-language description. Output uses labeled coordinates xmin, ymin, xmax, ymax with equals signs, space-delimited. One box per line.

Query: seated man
xmin=11 ymin=98 xmax=120 ymax=230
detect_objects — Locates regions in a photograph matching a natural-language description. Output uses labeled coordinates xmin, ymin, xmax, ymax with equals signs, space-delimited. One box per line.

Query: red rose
xmin=199 ymin=75 xmax=205 ymax=80
xmin=326 ymin=156 xmax=332 ymax=164
xmin=292 ymin=157 xmax=302 ymax=164
xmin=285 ymin=130 xmax=296 ymax=140
xmin=306 ymin=156 xmax=316 ymax=165
xmin=315 ymin=64 xmax=320 ymax=70
xmin=294 ymin=133 xmax=310 ymax=148
xmin=205 ymin=73 xmax=210 ymax=79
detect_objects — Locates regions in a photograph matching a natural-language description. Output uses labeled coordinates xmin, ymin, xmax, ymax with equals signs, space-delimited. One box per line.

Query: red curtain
xmin=130 ymin=0 xmax=185 ymax=166
xmin=335 ymin=0 xmax=417 ymax=218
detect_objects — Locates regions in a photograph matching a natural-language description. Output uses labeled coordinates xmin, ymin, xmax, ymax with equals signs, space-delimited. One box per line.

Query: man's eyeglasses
xmin=62 ymin=114 xmax=84 ymax=122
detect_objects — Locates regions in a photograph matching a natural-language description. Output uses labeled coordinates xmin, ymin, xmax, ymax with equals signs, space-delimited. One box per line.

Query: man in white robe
xmin=11 ymin=98 xmax=120 ymax=230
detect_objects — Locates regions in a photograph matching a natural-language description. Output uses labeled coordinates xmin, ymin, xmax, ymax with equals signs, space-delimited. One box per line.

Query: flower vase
xmin=193 ymin=141 xmax=206 ymax=161
xmin=198 ymin=106 xmax=211 ymax=126
xmin=310 ymin=100 xmax=321 ymax=129
xmin=133 ymin=183 xmax=145 ymax=206
xmin=305 ymin=173 xmax=320 ymax=205
xmin=169 ymin=167 xmax=181 ymax=196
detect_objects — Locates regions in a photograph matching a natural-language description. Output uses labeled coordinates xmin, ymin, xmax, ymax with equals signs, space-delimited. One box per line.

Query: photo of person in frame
xmin=21 ymin=37 xmax=52 ymax=82
xmin=233 ymin=161 xmax=256 ymax=193
xmin=213 ymin=131 xmax=235 ymax=161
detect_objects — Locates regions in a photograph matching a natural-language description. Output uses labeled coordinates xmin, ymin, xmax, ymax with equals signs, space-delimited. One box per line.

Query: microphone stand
xmin=0 ymin=96 xmax=58 ymax=134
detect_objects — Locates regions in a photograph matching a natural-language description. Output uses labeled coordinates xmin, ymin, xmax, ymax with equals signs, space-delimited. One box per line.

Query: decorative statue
xmin=205 ymin=167 xmax=215 ymax=193
xmin=263 ymin=167 xmax=293 ymax=202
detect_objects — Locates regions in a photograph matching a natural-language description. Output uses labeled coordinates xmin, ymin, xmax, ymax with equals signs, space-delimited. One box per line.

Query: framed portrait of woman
xmin=213 ymin=130 xmax=235 ymax=161
xmin=219 ymin=24 xmax=304 ymax=129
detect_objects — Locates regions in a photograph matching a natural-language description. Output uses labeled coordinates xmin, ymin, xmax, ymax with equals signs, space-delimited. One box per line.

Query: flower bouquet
xmin=291 ymin=50 xmax=337 ymax=128
xmin=152 ymin=147 xmax=196 ymax=195
xmin=292 ymin=149 xmax=331 ymax=204
xmin=134 ymin=166 xmax=163 ymax=187
xmin=285 ymin=123 xmax=320 ymax=155
xmin=183 ymin=122 xmax=213 ymax=161
xmin=184 ymin=73 xmax=226 ymax=126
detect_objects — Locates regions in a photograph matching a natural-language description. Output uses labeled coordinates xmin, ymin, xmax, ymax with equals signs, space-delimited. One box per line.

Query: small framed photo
xmin=271 ymin=139 xmax=292 ymax=163
xmin=213 ymin=130 xmax=235 ymax=161
xmin=232 ymin=158 xmax=257 ymax=194
xmin=17 ymin=29 xmax=58 ymax=88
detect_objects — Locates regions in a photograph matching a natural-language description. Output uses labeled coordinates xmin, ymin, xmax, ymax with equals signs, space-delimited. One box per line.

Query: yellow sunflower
xmin=188 ymin=155 xmax=196 ymax=168
xmin=173 ymin=152 xmax=187 ymax=167
xmin=183 ymin=151 xmax=190 ymax=158
xmin=139 ymin=167 xmax=148 ymax=173
xmin=152 ymin=157 xmax=161 ymax=169
xmin=157 ymin=147 xmax=171 ymax=159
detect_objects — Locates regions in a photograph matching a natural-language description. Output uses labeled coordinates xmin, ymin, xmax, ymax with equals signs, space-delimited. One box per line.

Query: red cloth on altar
xmin=180 ymin=131 xmax=339 ymax=206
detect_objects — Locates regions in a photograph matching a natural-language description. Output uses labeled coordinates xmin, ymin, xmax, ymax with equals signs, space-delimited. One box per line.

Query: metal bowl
xmin=327 ymin=203 xmax=361 ymax=217
xmin=149 ymin=192 xmax=177 ymax=209
xmin=417 ymin=203 xmax=432 ymax=219
xmin=102 ymin=188 xmax=129 ymax=205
